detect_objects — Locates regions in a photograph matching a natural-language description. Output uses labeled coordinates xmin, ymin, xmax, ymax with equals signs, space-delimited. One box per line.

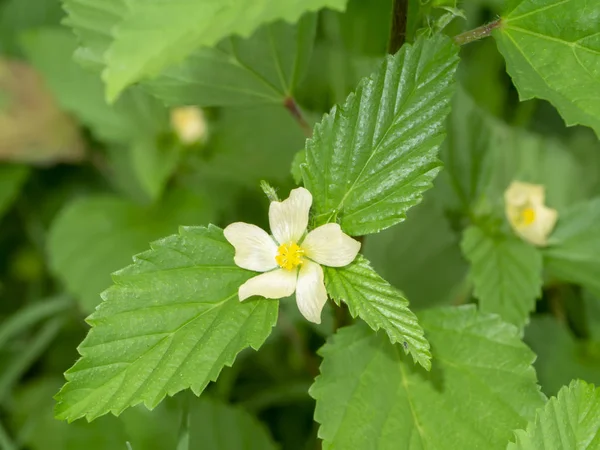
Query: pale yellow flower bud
xmin=170 ymin=106 xmax=207 ymax=144
xmin=504 ymin=181 xmax=558 ymax=246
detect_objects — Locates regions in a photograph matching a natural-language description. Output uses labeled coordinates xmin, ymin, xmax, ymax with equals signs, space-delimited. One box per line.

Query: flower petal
xmin=517 ymin=205 xmax=558 ymax=246
xmin=238 ymin=269 xmax=297 ymax=301
xmin=302 ymin=223 xmax=361 ymax=267
xmin=223 ymin=222 xmax=278 ymax=272
xmin=504 ymin=181 xmax=545 ymax=207
xmin=295 ymin=260 xmax=327 ymax=324
xmin=269 ymin=187 xmax=312 ymax=244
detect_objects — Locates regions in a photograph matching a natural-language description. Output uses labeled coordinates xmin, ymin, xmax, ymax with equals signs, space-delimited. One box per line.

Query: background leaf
xmin=184 ymin=105 xmax=304 ymax=214
xmin=0 ymin=0 xmax=63 ymax=55
xmin=544 ymin=198 xmax=600 ymax=297
xmin=47 ymin=189 xmax=214 ymax=312
xmin=61 ymin=0 xmax=124 ymax=71
xmin=106 ymin=139 xmax=182 ymax=204
xmin=188 ymin=398 xmax=278 ymax=450
xmin=54 ymin=225 xmax=279 ymax=422
xmin=525 ymin=315 xmax=600 ymax=396
xmin=324 ymin=254 xmax=431 ymax=370
xmin=62 ymin=0 xmax=347 ymax=100
xmin=494 ymin=0 xmax=600 ymax=137
xmin=302 ymin=34 xmax=459 ymax=235
xmin=508 ymin=380 xmax=600 ymax=449
xmin=438 ymin=89 xmax=588 ymax=215
xmin=310 ymin=306 xmax=545 ymax=449
xmin=145 ymin=14 xmax=317 ymax=107
xmin=437 ymin=89 xmax=496 ymax=212
xmin=365 ymin=195 xmax=468 ymax=309
xmin=0 ymin=164 xmax=28 ymax=219
xmin=461 ymin=226 xmax=543 ymax=329
xmin=20 ymin=28 xmax=168 ymax=145
xmin=12 ymin=378 xmax=180 ymax=450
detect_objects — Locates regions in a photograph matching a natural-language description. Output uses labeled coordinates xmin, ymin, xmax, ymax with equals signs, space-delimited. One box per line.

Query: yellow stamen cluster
xmin=519 ymin=207 xmax=536 ymax=226
xmin=275 ymin=242 xmax=304 ymax=271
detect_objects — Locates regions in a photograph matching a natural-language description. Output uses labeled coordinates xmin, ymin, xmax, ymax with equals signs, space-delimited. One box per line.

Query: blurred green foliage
xmin=1 ymin=0 xmax=600 ymax=448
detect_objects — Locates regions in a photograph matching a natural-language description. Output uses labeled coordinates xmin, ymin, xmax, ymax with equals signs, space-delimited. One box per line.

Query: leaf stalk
xmin=284 ymin=97 xmax=312 ymax=138
xmin=453 ymin=18 xmax=502 ymax=46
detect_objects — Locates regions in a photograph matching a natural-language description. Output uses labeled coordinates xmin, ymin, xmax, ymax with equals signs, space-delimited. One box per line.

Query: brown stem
xmin=388 ymin=0 xmax=409 ymax=54
xmin=453 ymin=18 xmax=502 ymax=46
xmin=284 ymin=96 xmax=312 ymax=138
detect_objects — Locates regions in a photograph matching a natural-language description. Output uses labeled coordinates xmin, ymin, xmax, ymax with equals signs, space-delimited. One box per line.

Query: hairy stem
xmin=454 ymin=19 xmax=502 ymax=46
xmin=388 ymin=0 xmax=409 ymax=54
xmin=284 ymin=97 xmax=312 ymax=138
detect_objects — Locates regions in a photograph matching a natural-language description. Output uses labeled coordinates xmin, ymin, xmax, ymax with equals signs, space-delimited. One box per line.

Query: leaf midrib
xmin=504 ymin=25 xmax=600 ymax=58
xmin=394 ymin=345 xmax=427 ymax=447
xmin=503 ymin=0 xmax=570 ymax=23
xmin=324 ymin=51 xmax=453 ymax=224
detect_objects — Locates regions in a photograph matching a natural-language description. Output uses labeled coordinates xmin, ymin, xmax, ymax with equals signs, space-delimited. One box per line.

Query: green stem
xmin=0 ymin=318 xmax=64 ymax=403
xmin=176 ymin=392 xmax=192 ymax=450
xmin=454 ymin=19 xmax=502 ymax=46
xmin=0 ymin=295 xmax=72 ymax=350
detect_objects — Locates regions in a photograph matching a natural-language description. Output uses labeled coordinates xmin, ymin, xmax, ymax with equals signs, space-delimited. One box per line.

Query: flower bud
xmin=504 ymin=181 xmax=557 ymax=246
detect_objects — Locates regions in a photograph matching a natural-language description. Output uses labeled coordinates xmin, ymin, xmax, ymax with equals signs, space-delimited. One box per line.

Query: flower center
xmin=519 ymin=207 xmax=536 ymax=226
xmin=275 ymin=242 xmax=304 ymax=271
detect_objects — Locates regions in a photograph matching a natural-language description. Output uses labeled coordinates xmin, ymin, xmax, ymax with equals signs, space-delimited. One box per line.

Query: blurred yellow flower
xmin=170 ymin=106 xmax=207 ymax=144
xmin=504 ymin=181 xmax=557 ymax=246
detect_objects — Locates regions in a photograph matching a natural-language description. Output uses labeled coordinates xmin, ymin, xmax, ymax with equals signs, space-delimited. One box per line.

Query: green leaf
xmin=324 ymin=255 xmax=431 ymax=370
xmin=544 ymin=198 xmax=600 ymax=297
xmin=0 ymin=0 xmax=63 ymax=55
xmin=190 ymin=105 xmax=305 ymax=190
xmin=20 ymin=28 xmax=168 ymax=144
xmin=48 ymin=189 xmax=214 ymax=312
xmin=302 ymin=34 xmax=459 ymax=235
xmin=508 ymin=380 xmax=600 ymax=449
xmin=461 ymin=226 xmax=543 ymax=329
xmin=0 ymin=164 xmax=28 ymax=219
xmin=145 ymin=14 xmax=317 ymax=107
xmin=14 ymin=379 xmax=130 ymax=450
xmin=338 ymin=0 xmax=391 ymax=56
xmin=494 ymin=0 xmax=600 ymax=138
xmin=437 ymin=89 xmax=495 ymax=212
xmin=310 ymin=306 xmax=545 ymax=449
xmin=106 ymin=139 xmax=182 ymax=203
xmin=439 ymin=89 xmax=587 ymax=214
xmin=54 ymin=225 xmax=279 ymax=422
xmin=364 ymin=196 xmax=467 ymax=309
xmin=188 ymin=398 xmax=277 ymax=450
xmin=485 ymin=124 xmax=588 ymax=213
xmin=525 ymin=315 xmax=600 ymax=396
xmin=295 ymin=24 xmax=383 ymax=113
xmin=290 ymin=149 xmax=306 ymax=185
xmin=64 ymin=0 xmax=347 ymax=101
xmin=13 ymin=378 xmax=180 ymax=450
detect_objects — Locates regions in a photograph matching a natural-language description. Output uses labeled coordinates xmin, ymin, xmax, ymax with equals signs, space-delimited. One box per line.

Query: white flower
xmin=504 ymin=181 xmax=558 ymax=246
xmin=224 ymin=187 xmax=361 ymax=324
xmin=170 ymin=106 xmax=207 ymax=144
